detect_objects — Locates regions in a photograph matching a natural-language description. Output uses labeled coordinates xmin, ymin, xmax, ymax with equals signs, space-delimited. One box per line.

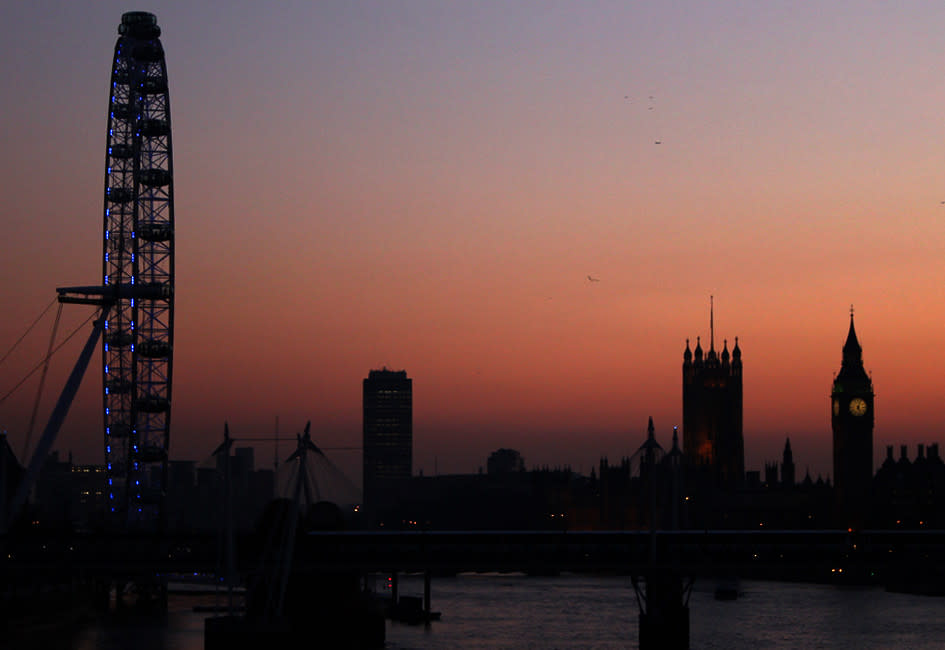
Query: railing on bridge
xmin=291 ymin=529 xmax=945 ymax=578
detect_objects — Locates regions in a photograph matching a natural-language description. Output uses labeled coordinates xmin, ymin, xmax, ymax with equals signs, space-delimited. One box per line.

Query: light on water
xmin=384 ymin=575 xmax=945 ymax=650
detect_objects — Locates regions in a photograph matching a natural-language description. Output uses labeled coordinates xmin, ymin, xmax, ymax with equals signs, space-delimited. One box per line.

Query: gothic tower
xmin=682 ymin=300 xmax=744 ymax=489
xmin=781 ymin=437 xmax=795 ymax=488
xmin=831 ymin=311 xmax=874 ymax=528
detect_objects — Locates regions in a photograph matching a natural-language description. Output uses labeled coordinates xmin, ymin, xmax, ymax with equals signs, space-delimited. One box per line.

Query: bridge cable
xmin=314 ymin=452 xmax=362 ymax=502
xmin=0 ymin=309 xmax=98 ymax=409
xmin=0 ymin=297 xmax=57 ymax=368
xmin=21 ymin=303 xmax=63 ymax=460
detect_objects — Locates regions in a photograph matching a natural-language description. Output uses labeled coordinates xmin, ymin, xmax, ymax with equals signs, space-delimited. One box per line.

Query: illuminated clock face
xmin=849 ymin=398 xmax=868 ymax=416
xmin=832 ymin=399 xmax=840 ymax=416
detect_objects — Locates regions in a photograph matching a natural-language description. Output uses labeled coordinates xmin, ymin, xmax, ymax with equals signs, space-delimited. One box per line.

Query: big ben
xmin=831 ymin=310 xmax=873 ymax=528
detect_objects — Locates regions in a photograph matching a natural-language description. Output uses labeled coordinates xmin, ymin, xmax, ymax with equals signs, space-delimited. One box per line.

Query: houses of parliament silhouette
xmin=676 ymin=304 xmax=884 ymax=528
xmin=672 ymin=305 xmax=939 ymax=531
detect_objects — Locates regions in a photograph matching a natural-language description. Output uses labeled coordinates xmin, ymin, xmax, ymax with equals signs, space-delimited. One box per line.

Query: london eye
xmin=59 ymin=12 xmax=175 ymax=528
xmin=105 ymin=11 xmax=174 ymax=527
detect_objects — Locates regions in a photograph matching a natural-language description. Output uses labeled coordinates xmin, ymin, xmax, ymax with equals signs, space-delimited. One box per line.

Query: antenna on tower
xmin=710 ymin=295 xmax=715 ymax=351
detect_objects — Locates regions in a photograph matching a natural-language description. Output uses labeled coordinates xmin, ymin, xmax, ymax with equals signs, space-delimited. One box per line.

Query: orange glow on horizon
xmin=2 ymin=4 xmax=945 ymax=485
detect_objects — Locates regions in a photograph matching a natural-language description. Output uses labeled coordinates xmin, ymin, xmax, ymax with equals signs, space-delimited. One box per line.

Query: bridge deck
xmin=3 ymin=529 xmax=943 ymax=580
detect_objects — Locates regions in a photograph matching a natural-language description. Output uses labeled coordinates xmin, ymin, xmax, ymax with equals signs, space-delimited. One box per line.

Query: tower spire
xmin=843 ymin=307 xmax=862 ymax=364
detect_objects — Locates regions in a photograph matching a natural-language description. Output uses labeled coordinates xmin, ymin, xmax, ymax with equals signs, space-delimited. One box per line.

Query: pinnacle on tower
xmin=843 ymin=309 xmax=863 ymax=364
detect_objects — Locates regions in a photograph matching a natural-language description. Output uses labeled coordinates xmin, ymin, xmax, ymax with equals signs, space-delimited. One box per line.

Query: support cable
xmin=0 ymin=309 xmax=98 ymax=408
xmin=4 ymin=307 xmax=107 ymax=533
xmin=21 ymin=303 xmax=63 ymax=460
xmin=0 ymin=297 xmax=58 ymax=368
xmin=312 ymin=453 xmax=362 ymax=502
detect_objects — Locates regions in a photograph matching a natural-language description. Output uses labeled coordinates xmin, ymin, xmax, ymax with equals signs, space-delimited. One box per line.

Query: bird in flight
xmin=587 ymin=275 xmax=600 ymax=282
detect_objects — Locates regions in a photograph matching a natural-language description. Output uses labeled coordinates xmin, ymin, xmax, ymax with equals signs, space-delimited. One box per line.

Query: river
xmin=71 ymin=574 xmax=945 ymax=649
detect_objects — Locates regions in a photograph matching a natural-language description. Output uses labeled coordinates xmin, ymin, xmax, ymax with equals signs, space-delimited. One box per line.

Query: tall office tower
xmin=362 ymin=369 xmax=412 ymax=511
xmin=831 ymin=311 xmax=874 ymax=528
xmin=682 ymin=300 xmax=744 ymax=489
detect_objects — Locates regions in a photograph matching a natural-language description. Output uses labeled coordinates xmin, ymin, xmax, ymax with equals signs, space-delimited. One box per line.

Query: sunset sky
xmin=1 ymin=2 xmax=944 ymax=483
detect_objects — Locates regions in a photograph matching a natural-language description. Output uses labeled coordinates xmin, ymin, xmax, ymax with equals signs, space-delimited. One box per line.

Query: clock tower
xmin=831 ymin=310 xmax=874 ymax=528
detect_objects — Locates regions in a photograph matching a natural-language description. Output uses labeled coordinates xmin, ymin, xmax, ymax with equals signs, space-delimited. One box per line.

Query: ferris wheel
xmin=56 ymin=12 xmax=175 ymax=528
xmin=3 ymin=12 xmax=174 ymax=534
xmin=100 ymin=11 xmax=175 ymax=527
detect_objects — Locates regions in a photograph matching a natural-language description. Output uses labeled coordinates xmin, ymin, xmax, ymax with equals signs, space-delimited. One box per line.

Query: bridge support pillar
xmin=423 ymin=570 xmax=431 ymax=616
xmin=91 ymin=578 xmax=111 ymax=613
xmin=390 ymin=571 xmax=399 ymax=606
xmin=634 ymin=572 xmax=690 ymax=650
xmin=115 ymin=580 xmax=126 ymax=611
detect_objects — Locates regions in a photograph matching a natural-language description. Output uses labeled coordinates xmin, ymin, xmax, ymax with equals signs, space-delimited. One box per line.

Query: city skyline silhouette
xmin=2 ymin=3 xmax=945 ymax=484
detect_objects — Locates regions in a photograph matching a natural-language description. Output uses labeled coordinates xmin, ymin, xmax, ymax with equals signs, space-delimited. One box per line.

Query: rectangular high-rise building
xmin=362 ymin=369 xmax=412 ymax=511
